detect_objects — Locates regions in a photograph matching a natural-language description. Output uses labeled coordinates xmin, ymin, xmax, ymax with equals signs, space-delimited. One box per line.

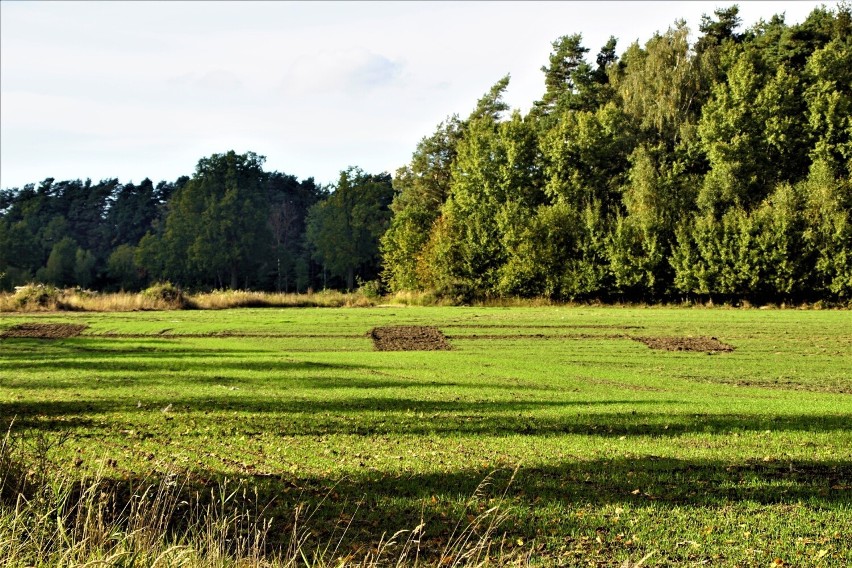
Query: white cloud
xmin=195 ymin=70 xmax=243 ymax=92
xmin=284 ymin=48 xmax=404 ymax=96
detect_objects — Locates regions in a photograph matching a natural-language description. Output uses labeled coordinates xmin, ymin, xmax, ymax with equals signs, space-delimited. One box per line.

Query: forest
xmin=1 ymin=5 xmax=850 ymax=303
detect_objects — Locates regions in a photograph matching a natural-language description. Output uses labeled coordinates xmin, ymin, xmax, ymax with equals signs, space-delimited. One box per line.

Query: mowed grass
xmin=1 ymin=306 xmax=850 ymax=566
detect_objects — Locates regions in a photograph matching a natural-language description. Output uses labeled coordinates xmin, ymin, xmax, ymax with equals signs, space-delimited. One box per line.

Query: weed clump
xmin=356 ymin=278 xmax=384 ymax=300
xmin=10 ymin=284 xmax=61 ymax=310
xmin=141 ymin=282 xmax=191 ymax=309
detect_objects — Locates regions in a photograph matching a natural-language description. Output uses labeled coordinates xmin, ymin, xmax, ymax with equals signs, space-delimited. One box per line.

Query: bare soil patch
xmin=368 ymin=326 xmax=451 ymax=351
xmin=1 ymin=323 xmax=88 ymax=339
xmin=634 ymin=336 xmax=734 ymax=353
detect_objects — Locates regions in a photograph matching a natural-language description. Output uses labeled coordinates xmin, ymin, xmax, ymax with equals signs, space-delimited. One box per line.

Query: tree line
xmin=1 ymin=5 xmax=850 ymax=303
xmin=0 ymin=153 xmax=393 ymax=293
xmin=382 ymin=4 xmax=851 ymax=304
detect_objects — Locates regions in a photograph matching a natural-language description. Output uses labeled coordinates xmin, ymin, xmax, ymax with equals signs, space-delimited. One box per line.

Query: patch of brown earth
xmin=368 ymin=326 xmax=451 ymax=351
xmin=1 ymin=323 xmax=88 ymax=339
xmin=634 ymin=336 xmax=734 ymax=353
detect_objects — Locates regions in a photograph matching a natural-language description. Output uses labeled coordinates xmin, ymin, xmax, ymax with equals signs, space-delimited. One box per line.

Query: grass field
xmin=1 ymin=306 xmax=850 ymax=566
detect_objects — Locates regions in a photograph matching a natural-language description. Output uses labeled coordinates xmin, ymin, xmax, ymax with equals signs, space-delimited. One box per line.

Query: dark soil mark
xmin=733 ymin=380 xmax=852 ymax=395
xmin=634 ymin=336 xmax=734 ymax=353
xmin=447 ymin=333 xmax=628 ymax=340
xmin=584 ymin=377 xmax=665 ymax=392
xmin=1 ymin=323 xmax=88 ymax=339
xmin=96 ymin=332 xmax=363 ymax=339
xmin=368 ymin=326 xmax=451 ymax=351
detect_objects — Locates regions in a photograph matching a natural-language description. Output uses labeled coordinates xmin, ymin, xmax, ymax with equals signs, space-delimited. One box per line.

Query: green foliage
xmin=800 ymin=160 xmax=852 ymax=298
xmin=607 ymin=214 xmax=665 ymax=297
xmin=533 ymin=33 xmax=590 ymax=118
xmin=306 ymin=167 xmax=394 ymax=290
xmin=674 ymin=184 xmax=812 ymax=303
xmin=499 ymin=202 xmax=609 ymax=300
xmin=107 ymin=244 xmax=143 ymax=291
xmin=540 ymin=102 xmax=632 ymax=208
xmin=415 ymin=210 xmax=464 ymax=296
xmin=162 ymin=151 xmax=270 ymax=289
xmin=40 ymin=236 xmax=78 ymax=287
xmin=266 ymin=173 xmax=323 ymax=293
xmin=380 ymin=206 xmax=435 ymax=291
xmin=355 ymin=277 xmax=383 ymax=299
xmin=73 ymin=247 xmax=96 ymax=289
xmin=614 ymin=22 xmax=703 ymax=143
xmin=381 ymin=117 xmax=465 ymax=293
xmin=378 ymin=3 xmax=851 ymax=304
xmin=804 ymin=38 xmax=852 ymax=175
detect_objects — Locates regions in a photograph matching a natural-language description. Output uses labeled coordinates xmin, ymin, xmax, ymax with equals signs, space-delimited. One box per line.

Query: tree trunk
xmin=347 ymin=266 xmax=355 ymax=291
xmin=230 ymin=264 xmax=239 ymax=290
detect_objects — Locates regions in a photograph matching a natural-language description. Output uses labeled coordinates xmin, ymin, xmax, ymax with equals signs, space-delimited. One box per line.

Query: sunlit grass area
xmin=1 ymin=306 xmax=850 ymax=566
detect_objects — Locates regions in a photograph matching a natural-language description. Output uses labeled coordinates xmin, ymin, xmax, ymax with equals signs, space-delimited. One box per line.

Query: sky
xmin=0 ymin=1 xmax=838 ymax=190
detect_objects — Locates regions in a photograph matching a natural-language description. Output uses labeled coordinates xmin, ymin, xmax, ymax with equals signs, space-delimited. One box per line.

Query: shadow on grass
xmin=4 ymin=449 xmax=848 ymax=562
xmin=2 ymin=393 xmax=849 ymax=438
xmin=259 ymin=455 xmax=852 ymax=561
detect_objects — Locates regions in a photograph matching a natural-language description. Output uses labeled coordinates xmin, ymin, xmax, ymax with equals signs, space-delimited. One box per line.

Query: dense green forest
xmin=0 ymin=154 xmax=397 ymax=293
xmin=1 ymin=5 xmax=850 ymax=303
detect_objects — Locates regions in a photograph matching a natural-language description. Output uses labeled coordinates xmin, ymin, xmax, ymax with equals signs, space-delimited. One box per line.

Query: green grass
xmin=1 ymin=306 xmax=850 ymax=566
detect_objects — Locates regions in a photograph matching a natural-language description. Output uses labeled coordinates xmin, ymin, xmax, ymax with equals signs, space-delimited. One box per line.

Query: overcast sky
xmin=0 ymin=1 xmax=836 ymax=190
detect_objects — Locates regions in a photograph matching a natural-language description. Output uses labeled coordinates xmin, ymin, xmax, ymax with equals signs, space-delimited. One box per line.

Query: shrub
xmin=356 ymin=278 xmax=384 ymax=300
xmin=11 ymin=284 xmax=61 ymax=310
xmin=141 ymin=282 xmax=190 ymax=309
xmin=435 ymin=280 xmax=477 ymax=305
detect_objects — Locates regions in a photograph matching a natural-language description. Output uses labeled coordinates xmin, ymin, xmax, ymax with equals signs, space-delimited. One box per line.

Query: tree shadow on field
xmin=5 ymin=450 xmax=849 ymax=563
xmin=2 ymin=391 xmax=850 ymax=438
xmin=0 ymin=337 xmax=375 ymax=392
xmin=269 ymin=454 xmax=852 ymax=560
xmin=280 ymin=454 xmax=852 ymax=513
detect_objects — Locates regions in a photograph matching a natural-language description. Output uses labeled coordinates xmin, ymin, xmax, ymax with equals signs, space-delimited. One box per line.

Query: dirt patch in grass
xmin=368 ymin=326 xmax=451 ymax=351
xmin=634 ymin=336 xmax=734 ymax=353
xmin=1 ymin=323 xmax=88 ymax=339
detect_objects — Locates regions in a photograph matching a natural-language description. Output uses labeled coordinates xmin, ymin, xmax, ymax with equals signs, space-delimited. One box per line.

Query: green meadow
xmin=1 ymin=306 xmax=850 ymax=566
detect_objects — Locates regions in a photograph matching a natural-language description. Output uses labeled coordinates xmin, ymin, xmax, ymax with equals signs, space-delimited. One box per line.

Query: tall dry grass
xmin=3 ymin=283 xmax=845 ymax=312
xmin=190 ymin=289 xmax=376 ymax=310
xmin=0 ymin=428 xmax=529 ymax=567
xmin=0 ymin=285 xmax=379 ymax=313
